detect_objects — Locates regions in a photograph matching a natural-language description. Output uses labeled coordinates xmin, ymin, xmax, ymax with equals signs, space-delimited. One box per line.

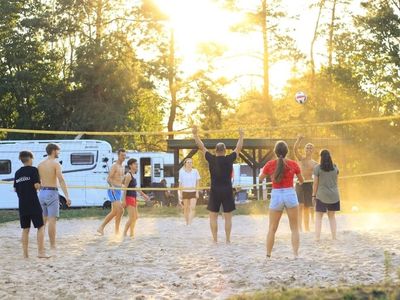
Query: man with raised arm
xmin=38 ymin=143 xmax=71 ymax=249
xmin=192 ymin=126 xmax=244 ymax=243
xmin=97 ymin=148 xmax=126 ymax=236
xmin=294 ymin=135 xmax=318 ymax=232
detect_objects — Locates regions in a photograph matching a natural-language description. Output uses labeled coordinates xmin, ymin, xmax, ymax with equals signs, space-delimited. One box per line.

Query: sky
xmin=151 ymin=0 xmax=362 ymax=98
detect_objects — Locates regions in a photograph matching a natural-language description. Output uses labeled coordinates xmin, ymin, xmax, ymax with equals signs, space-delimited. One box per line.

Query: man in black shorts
xmin=193 ymin=126 xmax=244 ymax=243
xmin=14 ymin=151 xmax=49 ymax=258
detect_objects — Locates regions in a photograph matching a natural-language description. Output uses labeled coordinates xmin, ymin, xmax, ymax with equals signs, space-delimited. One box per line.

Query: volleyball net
xmin=0 ymin=114 xmax=399 ymax=210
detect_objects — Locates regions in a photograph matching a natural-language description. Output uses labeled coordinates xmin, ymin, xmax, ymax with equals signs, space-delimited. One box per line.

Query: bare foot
xmin=226 ymin=240 xmax=231 ymax=244
xmin=97 ymin=227 xmax=104 ymax=236
xmin=38 ymin=253 xmax=51 ymax=259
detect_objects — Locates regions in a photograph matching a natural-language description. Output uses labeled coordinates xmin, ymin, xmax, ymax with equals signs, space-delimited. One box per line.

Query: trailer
xmin=0 ymin=140 xmax=113 ymax=209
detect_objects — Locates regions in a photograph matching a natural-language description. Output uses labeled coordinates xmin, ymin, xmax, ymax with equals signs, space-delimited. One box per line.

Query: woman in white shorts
xmin=259 ymin=141 xmax=304 ymax=258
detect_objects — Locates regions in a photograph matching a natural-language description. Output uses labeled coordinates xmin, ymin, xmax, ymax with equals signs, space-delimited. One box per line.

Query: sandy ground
xmin=0 ymin=213 xmax=400 ymax=300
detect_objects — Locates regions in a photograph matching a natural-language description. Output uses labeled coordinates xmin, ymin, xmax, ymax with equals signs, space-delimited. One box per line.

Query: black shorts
xmin=20 ymin=214 xmax=44 ymax=229
xmin=296 ymin=183 xmax=313 ymax=207
xmin=315 ymin=199 xmax=340 ymax=212
xmin=207 ymin=187 xmax=235 ymax=213
xmin=182 ymin=192 xmax=196 ymax=200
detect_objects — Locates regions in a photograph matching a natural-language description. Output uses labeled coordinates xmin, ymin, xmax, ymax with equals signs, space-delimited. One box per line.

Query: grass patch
xmin=230 ymin=285 xmax=400 ymax=300
xmin=0 ymin=200 xmax=268 ymax=224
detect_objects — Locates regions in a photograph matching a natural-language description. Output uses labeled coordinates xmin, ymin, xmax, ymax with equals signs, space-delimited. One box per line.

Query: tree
xmin=225 ymin=0 xmax=303 ymax=126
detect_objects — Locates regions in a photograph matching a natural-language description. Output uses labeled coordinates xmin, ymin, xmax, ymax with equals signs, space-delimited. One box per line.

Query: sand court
xmin=0 ymin=214 xmax=399 ymax=299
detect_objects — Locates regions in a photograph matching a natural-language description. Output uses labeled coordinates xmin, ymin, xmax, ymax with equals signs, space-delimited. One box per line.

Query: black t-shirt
xmin=13 ymin=166 xmax=42 ymax=216
xmin=205 ymin=152 xmax=237 ymax=188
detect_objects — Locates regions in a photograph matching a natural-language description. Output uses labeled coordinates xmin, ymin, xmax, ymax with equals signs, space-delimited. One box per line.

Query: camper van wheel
xmin=103 ymin=201 xmax=111 ymax=210
xmin=59 ymin=196 xmax=68 ymax=210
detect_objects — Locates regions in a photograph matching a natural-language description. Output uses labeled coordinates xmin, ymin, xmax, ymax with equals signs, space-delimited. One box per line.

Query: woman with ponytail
xmin=259 ymin=141 xmax=304 ymax=258
xmin=313 ymin=150 xmax=340 ymax=241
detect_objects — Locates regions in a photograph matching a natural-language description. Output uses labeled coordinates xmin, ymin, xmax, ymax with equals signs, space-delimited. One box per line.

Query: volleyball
xmin=295 ymin=91 xmax=307 ymax=104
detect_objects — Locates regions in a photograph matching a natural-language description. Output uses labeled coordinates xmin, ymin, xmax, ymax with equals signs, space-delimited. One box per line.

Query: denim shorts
xmin=270 ymin=188 xmax=299 ymax=211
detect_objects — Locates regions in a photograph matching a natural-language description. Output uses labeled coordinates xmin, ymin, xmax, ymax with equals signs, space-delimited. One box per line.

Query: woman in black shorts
xmin=312 ymin=149 xmax=340 ymax=241
xmin=178 ymin=158 xmax=201 ymax=225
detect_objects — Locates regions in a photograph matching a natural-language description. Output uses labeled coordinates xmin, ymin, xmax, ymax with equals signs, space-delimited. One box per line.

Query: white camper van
xmin=0 ymin=140 xmax=113 ymax=209
xmin=113 ymin=151 xmax=176 ymax=188
xmin=232 ymin=163 xmax=257 ymax=190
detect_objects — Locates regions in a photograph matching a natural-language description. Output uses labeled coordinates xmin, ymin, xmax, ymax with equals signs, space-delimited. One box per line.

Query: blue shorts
xmin=269 ymin=188 xmax=299 ymax=211
xmin=107 ymin=189 xmax=122 ymax=202
xmin=39 ymin=188 xmax=60 ymax=218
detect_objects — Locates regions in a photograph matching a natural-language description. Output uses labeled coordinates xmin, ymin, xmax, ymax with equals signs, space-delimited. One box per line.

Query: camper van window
xmin=71 ymin=153 xmax=95 ymax=165
xmin=240 ymin=165 xmax=253 ymax=177
xmin=154 ymin=163 xmax=161 ymax=177
xmin=0 ymin=160 xmax=11 ymax=174
xmin=164 ymin=165 xmax=174 ymax=177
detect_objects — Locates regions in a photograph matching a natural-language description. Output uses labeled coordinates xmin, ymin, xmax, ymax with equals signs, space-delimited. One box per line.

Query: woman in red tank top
xmin=259 ymin=141 xmax=304 ymax=258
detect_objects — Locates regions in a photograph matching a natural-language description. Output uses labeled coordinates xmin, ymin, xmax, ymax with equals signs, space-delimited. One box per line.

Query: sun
xmin=152 ymin=0 xmax=294 ymax=99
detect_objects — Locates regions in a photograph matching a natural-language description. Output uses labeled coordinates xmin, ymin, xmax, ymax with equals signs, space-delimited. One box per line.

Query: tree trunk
xmin=328 ymin=0 xmax=337 ymax=71
xmin=310 ymin=0 xmax=325 ymax=87
xmin=167 ymin=28 xmax=177 ymax=140
xmin=96 ymin=0 xmax=103 ymax=41
xmin=261 ymin=0 xmax=276 ymax=126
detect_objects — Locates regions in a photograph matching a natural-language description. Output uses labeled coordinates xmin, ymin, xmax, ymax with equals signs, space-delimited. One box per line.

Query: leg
xmin=114 ymin=202 xmax=124 ymax=235
xmin=266 ymin=210 xmax=283 ymax=257
xmin=327 ymin=211 xmax=337 ymax=240
xmin=310 ymin=206 xmax=315 ymax=224
xmin=303 ymin=206 xmax=310 ymax=231
xmin=97 ymin=202 xmax=118 ymax=235
xmin=189 ymin=198 xmax=197 ymax=225
xmin=22 ymin=228 xmax=30 ymax=258
xmin=315 ymin=212 xmax=324 ymax=241
xmin=298 ymin=203 xmax=304 ymax=232
xmin=129 ymin=207 xmax=138 ymax=236
xmin=209 ymin=212 xmax=218 ymax=243
xmin=223 ymin=212 xmax=232 ymax=243
xmin=130 ymin=208 xmax=138 ymax=237
xmin=37 ymin=225 xmax=49 ymax=258
xmin=183 ymin=199 xmax=190 ymax=225
xmin=47 ymin=217 xmax=57 ymax=249
xmin=123 ymin=206 xmax=135 ymax=237
xmin=286 ymin=206 xmax=300 ymax=257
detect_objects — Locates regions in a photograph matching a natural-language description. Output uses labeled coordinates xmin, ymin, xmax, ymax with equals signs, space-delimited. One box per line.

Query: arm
xmin=139 ymin=190 xmax=149 ymax=201
xmin=56 ymin=163 xmax=71 ymax=206
xmin=259 ymin=163 xmax=270 ymax=183
xmin=34 ymin=183 xmax=41 ymax=190
xmin=192 ymin=126 xmax=207 ymax=155
xmin=297 ymin=173 xmax=305 ymax=184
xmin=121 ymin=174 xmax=131 ymax=207
xmin=107 ymin=164 xmax=117 ymax=187
xmin=234 ymin=128 xmax=244 ymax=156
xmin=294 ymin=135 xmax=304 ymax=161
xmin=258 ymin=172 xmax=268 ymax=183
xmin=178 ymin=181 xmax=183 ymax=205
xmin=312 ymin=176 xmax=319 ymax=200
xmin=196 ymin=179 xmax=200 ymax=198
